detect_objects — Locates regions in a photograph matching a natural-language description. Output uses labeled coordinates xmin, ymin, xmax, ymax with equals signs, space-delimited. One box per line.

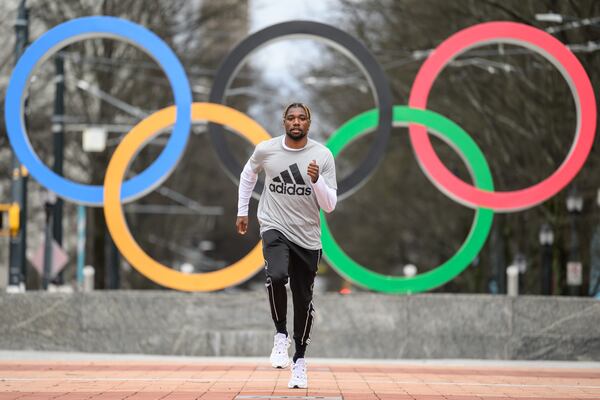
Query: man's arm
xmin=236 ymin=161 xmax=258 ymax=235
xmin=311 ymin=175 xmax=337 ymax=213
xmin=307 ymin=160 xmax=337 ymax=213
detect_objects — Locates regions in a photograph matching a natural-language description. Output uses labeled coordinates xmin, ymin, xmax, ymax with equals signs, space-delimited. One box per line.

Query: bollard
xmin=82 ymin=265 xmax=95 ymax=292
xmin=403 ymin=264 xmax=417 ymax=277
xmin=180 ymin=262 xmax=194 ymax=274
xmin=506 ymin=265 xmax=519 ymax=296
xmin=403 ymin=264 xmax=417 ymax=295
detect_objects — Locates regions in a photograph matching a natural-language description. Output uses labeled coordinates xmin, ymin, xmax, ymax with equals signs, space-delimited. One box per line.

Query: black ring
xmin=208 ymin=20 xmax=393 ymax=199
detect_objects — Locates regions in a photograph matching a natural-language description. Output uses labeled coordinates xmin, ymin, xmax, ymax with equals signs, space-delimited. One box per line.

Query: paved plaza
xmin=0 ymin=352 xmax=599 ymax=399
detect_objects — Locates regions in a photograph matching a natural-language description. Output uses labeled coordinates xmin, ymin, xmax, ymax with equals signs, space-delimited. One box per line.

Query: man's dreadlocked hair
xmin=283 ymin=102 xmax=311 ymax=121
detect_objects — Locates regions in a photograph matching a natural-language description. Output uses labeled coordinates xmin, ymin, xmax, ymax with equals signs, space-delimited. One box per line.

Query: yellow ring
xmin=103 ymin=103 xmax=269 ymax=291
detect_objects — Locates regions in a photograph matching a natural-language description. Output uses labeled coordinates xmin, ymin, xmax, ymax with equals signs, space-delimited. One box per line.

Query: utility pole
xmin=8 ymin=0 xmax=29 ymax=292
xmin=488 ymin=223 xmax=506 ymax=294
xmin=52 ymin=51 xmax=65 ymax=285
xmin=566 ymin=187 xmax=584 ymax=295
xmin=105 ymin=233 xmax=120 ymax=289
xmin=539 ymin=223 xmax=554 ymax=295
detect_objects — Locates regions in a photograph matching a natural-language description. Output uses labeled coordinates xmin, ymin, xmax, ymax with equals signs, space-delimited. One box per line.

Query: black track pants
xmin=262 ymin=229 xmax=320 ymax=346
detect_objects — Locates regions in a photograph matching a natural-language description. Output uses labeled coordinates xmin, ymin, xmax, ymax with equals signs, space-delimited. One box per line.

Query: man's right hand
xmin=236 ymin=216 xmax=249 ymax=235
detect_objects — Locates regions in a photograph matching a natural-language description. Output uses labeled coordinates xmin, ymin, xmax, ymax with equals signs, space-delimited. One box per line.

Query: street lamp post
xmin=51 ymin=51 xmax=65 ymax=285
xmin=566 ymin=187 xmax=583 ymax=296
xmin=539 ymin=223 xmax=554 ymax=295
xmin=8 ymin=0 xmax=29 ymax=292
xmin=590 ymin=190 xmax=600 ymax=298
xmin=42 ymin=191 xmax=56 ymax=290
xmin=105 ymin=234 xmax=120 ymax=289
xmin=488 ymin=225 xmax=506 ymax=294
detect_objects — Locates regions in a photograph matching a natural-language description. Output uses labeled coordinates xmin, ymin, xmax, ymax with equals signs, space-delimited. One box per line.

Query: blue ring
xmin=4 ymin=16 xmax=191 ymax=205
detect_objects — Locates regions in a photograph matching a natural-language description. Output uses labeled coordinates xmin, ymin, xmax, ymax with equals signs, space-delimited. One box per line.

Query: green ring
xmin=321 ymin=106 xmax=495 ymax=293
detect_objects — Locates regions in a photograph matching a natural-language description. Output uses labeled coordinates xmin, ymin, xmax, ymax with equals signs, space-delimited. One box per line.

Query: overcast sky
xmin=245 ymin=0 xmax=342 ymax=138
xmin=249 ymin=0 xmax=338 ymax=84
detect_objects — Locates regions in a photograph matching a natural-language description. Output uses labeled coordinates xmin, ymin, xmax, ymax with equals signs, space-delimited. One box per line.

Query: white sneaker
xmin=269 ymin=333 xmax=290 ymax=368
xmin=288 ymin=358 xmax=307 ymax=389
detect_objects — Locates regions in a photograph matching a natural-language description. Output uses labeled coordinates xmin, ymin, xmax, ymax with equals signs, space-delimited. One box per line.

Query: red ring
xmin=408 ymin=22 xmax=596 ymax=211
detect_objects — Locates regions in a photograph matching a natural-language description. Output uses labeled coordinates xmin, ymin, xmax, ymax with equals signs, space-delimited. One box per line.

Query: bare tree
xmin=1 ymin=0 xmax=252 ymax=289
xmin=305 ymin=0 xmax=600 ymax=293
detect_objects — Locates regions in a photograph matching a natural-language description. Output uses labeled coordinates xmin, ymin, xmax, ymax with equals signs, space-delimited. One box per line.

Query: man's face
xmin=284 ymin=107 xmax=310 ymax=141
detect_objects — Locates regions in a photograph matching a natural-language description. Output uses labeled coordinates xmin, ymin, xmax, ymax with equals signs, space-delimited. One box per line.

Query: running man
xmin=236 ymin=103 xmax=337 ymax=389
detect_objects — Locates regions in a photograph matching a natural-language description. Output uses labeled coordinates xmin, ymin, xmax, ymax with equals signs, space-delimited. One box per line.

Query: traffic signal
xmin=0 ymin=203 xmax=20 ymax=237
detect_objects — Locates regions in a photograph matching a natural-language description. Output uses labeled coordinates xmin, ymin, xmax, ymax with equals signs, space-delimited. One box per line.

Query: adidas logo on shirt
xmin=269 ymin=163 xmax=313 ymax=196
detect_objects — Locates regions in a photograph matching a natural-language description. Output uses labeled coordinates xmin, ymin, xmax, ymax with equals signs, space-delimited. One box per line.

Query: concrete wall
xmin=1 ymin=291 xmax=599 ymax=360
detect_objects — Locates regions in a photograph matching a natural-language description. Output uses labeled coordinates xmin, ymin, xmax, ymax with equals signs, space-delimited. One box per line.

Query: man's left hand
xmin=307 ymin=160 xmax=319 ymax=183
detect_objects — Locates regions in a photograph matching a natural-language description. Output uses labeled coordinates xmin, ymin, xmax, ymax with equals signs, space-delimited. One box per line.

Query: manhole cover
xmin=235 ymin=396 xmax=342 ymax=400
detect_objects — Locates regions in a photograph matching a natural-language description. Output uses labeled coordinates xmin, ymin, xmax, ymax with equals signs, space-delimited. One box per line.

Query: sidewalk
xmin=0 ymin=351 xmax=599 ymax=399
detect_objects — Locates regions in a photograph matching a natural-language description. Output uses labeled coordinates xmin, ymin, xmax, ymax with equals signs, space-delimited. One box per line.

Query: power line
xmin=156 ymin=186 xmax=223 ymax=215
xmin=545 ymin=16 xmax=600 ymax=34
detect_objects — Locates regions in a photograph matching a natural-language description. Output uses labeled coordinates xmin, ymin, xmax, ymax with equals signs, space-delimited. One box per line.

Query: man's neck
xmin=284 ymin=135 xmax=308 ymax=149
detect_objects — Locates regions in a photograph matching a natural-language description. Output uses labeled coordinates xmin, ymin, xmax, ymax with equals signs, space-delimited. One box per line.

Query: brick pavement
xmin=0 ymin=358 xmax=599 ymax=400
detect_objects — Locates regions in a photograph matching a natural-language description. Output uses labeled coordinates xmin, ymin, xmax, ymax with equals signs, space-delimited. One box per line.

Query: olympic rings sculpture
xmin=4 ymin=16 xmax=596 ymax=293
